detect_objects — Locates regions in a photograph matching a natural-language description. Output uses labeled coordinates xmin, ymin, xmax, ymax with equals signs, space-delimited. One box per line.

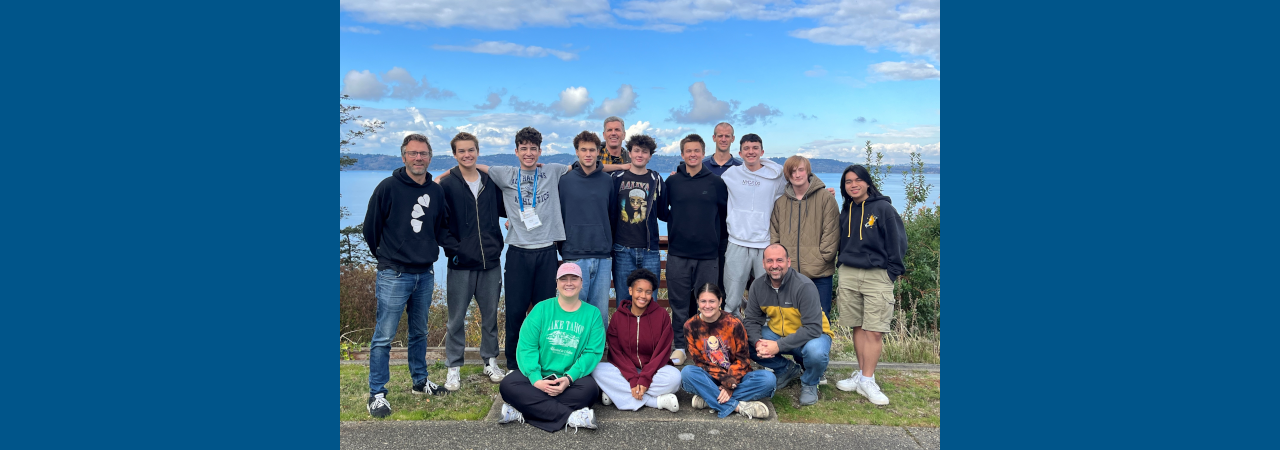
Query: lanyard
xmin=516 ymin=167 xmax=538 ymax=211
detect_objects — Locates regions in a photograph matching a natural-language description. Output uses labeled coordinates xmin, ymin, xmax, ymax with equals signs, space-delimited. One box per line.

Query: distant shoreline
xmin=341 ymin=153 xmax=939 ymax=174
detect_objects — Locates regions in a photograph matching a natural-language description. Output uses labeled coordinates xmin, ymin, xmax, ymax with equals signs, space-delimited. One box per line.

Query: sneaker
xmin=799 ymin=384 xmax=819 ymax=406
xmin=483 ymin=358 xmax=505 ymax=382
xmin=691 ymin=395 xmax=707 ymax=410
xmin=656 ymin=393 xmax=680 ymax=413
xmin=819 ymin=374 xmax=828 ymax=386
xmin=856 ymin=378 xmax=890 ymax=405
xmin=367 ymin=393 xmax=391 ymax=418
xmin=444 ymin=367 xmax=461 ymax=391
xmin=411 ymin=378 xmax=449 ymax=396
xmin=736 ymin=401 xmax=770 ymax=419
xmin=775 ymin=362 xmax=803 ymax=390
xmin=601 ymin=391 xmax=612 ymax=406
xmin=498 ymin=403 xmax=524 ymax=424
xmin=565 ymin=407 xmax=598 ymax=431
xmin=835 ymin=373 xmax=861 ymax=392
xmin=670 ymin=349 xmax=687 ymax=365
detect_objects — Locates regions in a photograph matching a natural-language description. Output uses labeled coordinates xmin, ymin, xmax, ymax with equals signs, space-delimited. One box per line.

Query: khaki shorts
xmin=836 ymin=265 xmax=895 ymax=332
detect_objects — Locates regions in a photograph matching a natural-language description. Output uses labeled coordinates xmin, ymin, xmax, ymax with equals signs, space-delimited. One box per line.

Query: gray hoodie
xmin=720 ymin=159 xmax=788 ymax=248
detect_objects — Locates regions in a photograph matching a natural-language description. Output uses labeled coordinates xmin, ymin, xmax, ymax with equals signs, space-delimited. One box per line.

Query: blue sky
xmin=339 ymin=1 xmax=940 ymax=164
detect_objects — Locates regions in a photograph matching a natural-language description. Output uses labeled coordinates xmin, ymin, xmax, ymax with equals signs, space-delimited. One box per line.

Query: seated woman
xmin=497 ymin=263 xmax=606 ymax=432
xmin=681 ymin=283 xmax=776 ymax=419
xmin=592 ymin=268 xmax=681 ymax=412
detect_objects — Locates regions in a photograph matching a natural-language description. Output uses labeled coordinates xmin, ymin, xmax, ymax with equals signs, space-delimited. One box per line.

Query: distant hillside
xmin=343 ymin=153 xmax=939 ymax=174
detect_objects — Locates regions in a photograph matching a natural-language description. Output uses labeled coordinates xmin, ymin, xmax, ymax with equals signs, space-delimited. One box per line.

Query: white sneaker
xmin=856 ymin=379 xmax=890 ymax=405
xmin=655 ymin=393 xmax=679 ymax=413
xmin=819 ymin=374 xmax=828 ymax=386
xmin=601 ymin=392 xmax=612 ymax=406
xmin=691 ymin=395 xmax=707 ymax=410
xmin=670 ymin=349 xmax=687 ymax=365
xmin=565 ymin=407 xmax=598 ymax=431
xmin=444 ymin=367 xmax=461 ymax=391
xmin=498 ymin=403 xmax=524 ymax=424
xmin=736 ymin=401 xmax=770 ymax=419
xmin=483 ymin=358 xmax=505 ymax=382
xmin=836 ymin=373 xmax=861 ymax=392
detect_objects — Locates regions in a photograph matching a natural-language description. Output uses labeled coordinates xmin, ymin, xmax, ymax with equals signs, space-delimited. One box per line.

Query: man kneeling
xmin=681 ymin=283 xmax=775 ymax=419
xmin=498 ymin=263 xmax=606 ymax=432
xmin=593 ymin=268 xmax=681 ymax=412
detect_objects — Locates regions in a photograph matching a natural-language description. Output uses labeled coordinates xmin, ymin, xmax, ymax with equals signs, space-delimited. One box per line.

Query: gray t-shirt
xmin=489 ymin=164 xmax=568 ymax=247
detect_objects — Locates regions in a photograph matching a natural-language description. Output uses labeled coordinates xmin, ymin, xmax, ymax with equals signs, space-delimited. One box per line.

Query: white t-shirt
xmin=466 ymin=176 xmax=482 ymax=198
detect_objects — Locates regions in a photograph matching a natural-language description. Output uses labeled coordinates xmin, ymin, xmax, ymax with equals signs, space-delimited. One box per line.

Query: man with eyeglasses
xmin=362 ymin=134 xmax=458 ymax=418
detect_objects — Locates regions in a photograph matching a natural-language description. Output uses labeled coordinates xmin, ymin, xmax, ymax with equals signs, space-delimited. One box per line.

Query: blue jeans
xmin=811 ymin=276 xmax=834 ymax=318
xmin=680 ymin=365 xmax=777 ymax=418
xmin=612 ymin=244 xmax=662 ymax=302
xmin=567 ymin=257 xmax=612 ymax=328
xmin=369 ymin=269 xmax=434 ymax=395
xmin=749 ymin=327 xmax=832 ymax=387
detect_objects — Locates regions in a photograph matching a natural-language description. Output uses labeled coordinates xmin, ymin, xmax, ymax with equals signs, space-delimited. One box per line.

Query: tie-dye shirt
xmin=684 ymin=313 xmax=752 ymax=389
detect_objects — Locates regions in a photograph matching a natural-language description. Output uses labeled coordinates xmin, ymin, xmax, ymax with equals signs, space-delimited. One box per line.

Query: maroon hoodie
xmin=605 ymin=299 xmax=674 ymax=388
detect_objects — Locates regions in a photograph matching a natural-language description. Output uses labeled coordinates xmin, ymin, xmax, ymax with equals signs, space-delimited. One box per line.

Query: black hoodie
xmin=363 ymin=167 xmax=457 ymax=273
xmin=838 ymin=193 xmax=907 ymax=281
xmin=438 ymin=166 xmax=506 ymax=271
xmin=663 ymin=162 xmax=728 ymax=260
xmin=558 ymin=162 xmax=618 ymax=259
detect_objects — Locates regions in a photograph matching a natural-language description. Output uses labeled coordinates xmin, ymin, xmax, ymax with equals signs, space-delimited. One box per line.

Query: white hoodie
xmin=721 ymin=159 xmax=788 ymax=248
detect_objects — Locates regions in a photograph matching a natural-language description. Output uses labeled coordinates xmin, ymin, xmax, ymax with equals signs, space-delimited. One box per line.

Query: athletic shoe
xmin=819 ymin=374 xmax=828 ymax=386
xmin=367 ymin=393 xmax=391 ymax=418
xmin=412 ymin=378 xmax=449 ymax=395
xmin=799 ymin=384 xmax=819 ymax=406
xmin=498 ymin=403 xmax=524 ymax=424
xmin=483 ymin=358 xmax=505 ymax=382
xmin=656 ymin=393 xmax=680 ymax=413
xmin=775 ymin=362 xmax=803 ymax=390
xmin=565 ymin=407 xmax=598 ymax=431
xmin=736 ymin=401 xmax=770 ymax=419
xmin=691 ymin=395 xmax=707 ymax=410
xmin=444 ymin=367 xmax=461 ymax=391
xmin=835 ymin=373 xmax=861 ymax=392
xmin=600 ymin=392 xmax=612 ymax=406
xmin=856 ymin=378 xmax=890 ymax=405
xmin=670 ymin=349 xmax=687 ymax=365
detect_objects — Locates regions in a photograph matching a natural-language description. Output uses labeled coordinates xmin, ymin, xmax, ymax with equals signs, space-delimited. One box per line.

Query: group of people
xmin=360 ymin=116 xmax=908 ymax=432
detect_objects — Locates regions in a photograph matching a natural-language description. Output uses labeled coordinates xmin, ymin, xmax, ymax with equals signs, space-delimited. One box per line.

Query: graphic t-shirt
xmin=614 ymin=170 xmax=659 ymax=248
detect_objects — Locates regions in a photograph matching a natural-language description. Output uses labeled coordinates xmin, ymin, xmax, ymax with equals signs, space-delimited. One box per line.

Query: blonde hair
xmin=782 ymin=155 xmax=812 ymax=180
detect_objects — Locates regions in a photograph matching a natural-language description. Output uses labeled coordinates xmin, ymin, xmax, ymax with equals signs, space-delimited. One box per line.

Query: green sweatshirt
xmin=517 ymin=297 xmax=606 ymax=383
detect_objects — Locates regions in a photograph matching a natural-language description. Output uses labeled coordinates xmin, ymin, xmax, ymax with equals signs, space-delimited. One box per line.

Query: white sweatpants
xmin=592 ymin=362 xmax=682 ymax=411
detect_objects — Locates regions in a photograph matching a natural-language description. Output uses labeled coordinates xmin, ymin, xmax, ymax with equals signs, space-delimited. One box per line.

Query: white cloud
xmin=788 ymin=0 xmax=941 ymax=61
xmin=668 ymin=81 xmax=734 ymax=124
xmin=613 ymin=0 xmax=797 ymax=26
xmin=340 ymin=0 xmax=613 ymax=29
xmin=868 ymin=60 xmax=939 ymax=81
xmin=341 ymin=26 xmax=381 ymax=34
xmin=432 ymin=41 xmax=580 ymax=61
xmin=804 ymin=65 xmax=827 ymax=77
xmin=551 ymin=86 xmax=593 ymax=116
xmin=383 ymin=67 xmax=457 ymax=100
xmin=795 ymin=139 xmax=940 ymax=164
xmin=341 ymin=70 xmax=386 ymax=101
xmin=657 ymin=140 xmax=681 ymax=155
xmin=589 ymin=84 xmax=639 ymax=118
xmin=856 ymin=125 xmax=939 ymax=139
xmin=737 ymin=103 xmax=783 ymax=126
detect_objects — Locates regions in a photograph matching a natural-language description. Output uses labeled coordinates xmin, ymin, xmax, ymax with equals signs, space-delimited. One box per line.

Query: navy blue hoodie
xmin=363 ymin=167 xmax=457 ymax=273
xmin=438 ymin=166 xmax=506 ymax=271
xmin=557 ymin=162 xmax=618 ymax=260
xmin=838 ymin=193 xmax=907 ymax=281
xmin=663 ymin=162 xmax=728 ymax=260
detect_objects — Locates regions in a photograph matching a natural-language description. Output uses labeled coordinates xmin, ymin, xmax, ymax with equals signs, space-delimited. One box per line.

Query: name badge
xmin=521 ymin=208 xmax=542 ymax=230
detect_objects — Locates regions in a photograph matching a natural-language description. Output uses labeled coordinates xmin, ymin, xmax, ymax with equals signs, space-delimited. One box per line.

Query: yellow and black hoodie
xmin=838 ymin=193 xmax=908 ymax=281
xmin=743 ymin=267 xmax=834 ymax=352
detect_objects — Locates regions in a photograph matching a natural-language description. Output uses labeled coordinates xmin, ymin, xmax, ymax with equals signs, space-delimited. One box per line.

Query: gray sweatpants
xmin=592 ymin=362 xmax=682 ymax=411
xmin=722 ymin=242 xmax=766 ymax=314
xmin=445 ymin=266 xmax=502 ymax=368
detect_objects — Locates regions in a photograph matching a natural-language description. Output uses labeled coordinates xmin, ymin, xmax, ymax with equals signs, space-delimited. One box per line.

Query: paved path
xmin=341 ymin=358 xmax=940 ymax=373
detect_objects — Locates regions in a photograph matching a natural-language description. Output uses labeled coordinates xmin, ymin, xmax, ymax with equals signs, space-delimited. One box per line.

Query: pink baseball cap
xmin=556 ymin=262 xmax=582 ymax=279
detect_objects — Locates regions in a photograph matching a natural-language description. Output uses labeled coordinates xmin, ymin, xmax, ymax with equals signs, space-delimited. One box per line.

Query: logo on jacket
xmin=410 ymin=194 xmax=431 ymax=233
xmin=864 ymin=214 xmax=877 ymax=229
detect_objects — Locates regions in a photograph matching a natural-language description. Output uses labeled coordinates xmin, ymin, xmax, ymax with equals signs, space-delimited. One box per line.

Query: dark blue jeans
xmin=369 ymin=269 xmax=434 ymax=395
xmin=749 ymin=327 xmax=832 ymax=387
xmin=612 ymin=243 xmax=661 ymax=302
xmin=680 ymin=365 xmax=776 ymax=418
xmin=811 ymin=275 xmax=834 ymax=318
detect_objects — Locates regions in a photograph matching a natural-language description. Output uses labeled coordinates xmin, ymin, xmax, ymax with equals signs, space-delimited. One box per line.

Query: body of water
xmin=341 ymin=169 xmax=940 ymax=284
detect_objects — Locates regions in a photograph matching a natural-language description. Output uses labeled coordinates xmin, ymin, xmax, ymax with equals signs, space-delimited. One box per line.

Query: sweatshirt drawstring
xmin=846 ymin=200 xmax=864 ymax=240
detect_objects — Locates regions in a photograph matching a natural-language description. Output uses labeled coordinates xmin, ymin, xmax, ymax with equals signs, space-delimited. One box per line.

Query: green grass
xmin=340 ymin=363 xmax=500 ymax=421
xmin=771 ymin=368 xmax=940 ymax=427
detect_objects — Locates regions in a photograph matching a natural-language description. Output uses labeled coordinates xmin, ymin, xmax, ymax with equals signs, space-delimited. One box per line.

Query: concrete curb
xmin=341 ymin=358 xmax=939 ymax=373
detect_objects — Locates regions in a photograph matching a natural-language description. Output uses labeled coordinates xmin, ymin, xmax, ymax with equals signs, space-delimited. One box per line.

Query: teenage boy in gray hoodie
xmin=719 ymin=134 xmax=788 ymax=315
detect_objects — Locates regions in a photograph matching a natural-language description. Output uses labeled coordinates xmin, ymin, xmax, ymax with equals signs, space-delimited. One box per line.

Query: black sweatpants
xmin=503 ymin=245 xmax=559 ymax=372
xmin=499 ymin=371 xmax=600 ymax=432
xmin=665 ymin=254 xmax=720 ymax=351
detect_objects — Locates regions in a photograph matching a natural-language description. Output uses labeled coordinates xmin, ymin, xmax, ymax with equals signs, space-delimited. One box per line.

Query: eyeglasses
xmin=403 ymin=151 xmax=431 ymax=158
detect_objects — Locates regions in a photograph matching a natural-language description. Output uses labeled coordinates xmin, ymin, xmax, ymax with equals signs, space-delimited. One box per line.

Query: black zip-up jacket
xmin=363 ymin=167 xmax=458 ymax=273
xmin=438 ymin=166 xmax=506 ymax=270
xmin=558 ymin=162 xmax=618 ymax=259
xmin=610 ymin=168 xmax=668 ymax=251
xmin=838 ymin=193 xmax=907 ymax=281
xmin=663 ymin=162 xmax=728 ymax=260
